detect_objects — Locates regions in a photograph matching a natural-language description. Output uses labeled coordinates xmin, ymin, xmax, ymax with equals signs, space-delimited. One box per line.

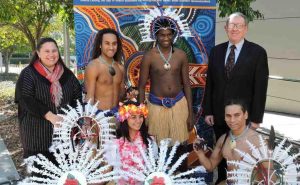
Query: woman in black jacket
xmin=15 ymin=37 xmax=82 ymax=160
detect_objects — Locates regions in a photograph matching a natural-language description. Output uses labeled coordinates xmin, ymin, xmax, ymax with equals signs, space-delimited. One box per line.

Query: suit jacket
xmin=203 ymin=40 xmax=269 ymax=126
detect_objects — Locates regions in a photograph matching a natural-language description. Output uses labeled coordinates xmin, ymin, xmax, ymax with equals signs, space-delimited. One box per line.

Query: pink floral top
xmin=117 ymin=131 xmax=146 ymax=185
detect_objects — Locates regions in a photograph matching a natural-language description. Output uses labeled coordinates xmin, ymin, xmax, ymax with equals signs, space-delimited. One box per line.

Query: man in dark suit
xmin=203 ymin=12 xmax=269 ymax=184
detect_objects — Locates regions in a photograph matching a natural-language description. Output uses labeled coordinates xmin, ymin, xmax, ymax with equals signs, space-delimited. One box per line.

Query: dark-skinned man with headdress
xmin=138 ymin=7 xmax=194 ymax=170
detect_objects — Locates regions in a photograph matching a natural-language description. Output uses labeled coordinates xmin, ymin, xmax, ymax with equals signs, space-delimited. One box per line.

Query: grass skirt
xmin=147 ymin=97 xmax=189 ymax=144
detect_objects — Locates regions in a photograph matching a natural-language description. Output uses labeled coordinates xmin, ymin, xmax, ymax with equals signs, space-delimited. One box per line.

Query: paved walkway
xmin=262 ymin=111 xmax=300 ymax=141
xmin=0 ymin=136 xmax=20 ymax=184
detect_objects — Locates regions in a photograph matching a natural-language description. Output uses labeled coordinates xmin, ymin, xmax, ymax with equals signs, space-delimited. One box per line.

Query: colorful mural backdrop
xmin=74 ymin=2 xmax=216 ymax=178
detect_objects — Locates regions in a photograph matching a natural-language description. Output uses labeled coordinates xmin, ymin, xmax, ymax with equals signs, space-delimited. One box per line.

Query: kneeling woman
xmin=105 ymin=101 xmax=155 ymax=185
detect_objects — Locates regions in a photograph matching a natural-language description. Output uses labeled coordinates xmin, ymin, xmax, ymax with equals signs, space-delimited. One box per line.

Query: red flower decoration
xmin=64 ymin=179 xmax=79 ymax=185
xmin=64 ymin=174 xmax=81 ymax=185
xmin=150 ymin=176 xmax=165 ymax=185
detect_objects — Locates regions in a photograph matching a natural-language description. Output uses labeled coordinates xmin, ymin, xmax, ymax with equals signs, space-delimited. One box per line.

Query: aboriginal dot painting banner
xmin=74 ymin=1 xmax=216 ymax=174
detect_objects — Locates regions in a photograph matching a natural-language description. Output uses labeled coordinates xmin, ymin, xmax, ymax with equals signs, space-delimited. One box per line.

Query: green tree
xmin=218 ymin=0 xmax=263 ymax=21
xmin=0 ymin=0 xmax=61 ymax=51
xmin=0 ymin=26 xmax=28 ymax=73
xmin=58 ymin=0 xmax=74 ymax=29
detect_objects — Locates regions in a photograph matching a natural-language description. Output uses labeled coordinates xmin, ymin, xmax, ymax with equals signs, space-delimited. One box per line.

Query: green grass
xmin=0 ymin=87 xmax=15 ymax=100
xmin=0 ymin=73 xmax=18 ymax=103
xmin=0 ymin=73 xmax=19 ymax=82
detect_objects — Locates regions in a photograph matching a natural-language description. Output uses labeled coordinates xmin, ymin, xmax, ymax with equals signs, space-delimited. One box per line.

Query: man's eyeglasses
xmin=227 ymin=23 xmax=245 ymax=30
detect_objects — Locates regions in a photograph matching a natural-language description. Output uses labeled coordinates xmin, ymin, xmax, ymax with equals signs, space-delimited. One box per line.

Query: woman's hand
xmin=45 ymin=111 xmax=63 ymax=128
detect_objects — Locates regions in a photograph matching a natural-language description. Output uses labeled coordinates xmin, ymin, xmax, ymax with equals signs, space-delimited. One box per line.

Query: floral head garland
xmin=117 ymin=103 xmax=148 ymax=122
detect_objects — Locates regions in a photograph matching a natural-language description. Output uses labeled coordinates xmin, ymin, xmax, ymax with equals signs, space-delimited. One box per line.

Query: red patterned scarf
xmin=33 ymin=60 xmax=64 ymax=107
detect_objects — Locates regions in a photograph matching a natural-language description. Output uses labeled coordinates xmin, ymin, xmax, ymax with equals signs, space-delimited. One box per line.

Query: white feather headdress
xmin=139 ymin=6 xmax=193 ymax=43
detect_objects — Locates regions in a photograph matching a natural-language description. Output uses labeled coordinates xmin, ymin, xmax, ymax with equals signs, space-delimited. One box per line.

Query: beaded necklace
xmin=99 ymin=55 xmax=116 ymax=76
xmin=229 ymin=125 xmax=249 ymax=149
xmin=157 ymin=45 xmax=172 ymax=71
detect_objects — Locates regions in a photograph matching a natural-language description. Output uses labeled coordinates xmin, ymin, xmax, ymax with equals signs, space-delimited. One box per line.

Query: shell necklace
xmin=99 ymin=55 xmax=116 ymax=76
xmin=229 ymin=125 xmax=249 ymax=149
xmin=157 ymin=45 xmax=172 ymax=71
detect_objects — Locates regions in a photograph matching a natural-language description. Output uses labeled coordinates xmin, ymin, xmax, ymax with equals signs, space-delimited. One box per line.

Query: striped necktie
xmin=225 ymin=45 xmax=236 ymax=78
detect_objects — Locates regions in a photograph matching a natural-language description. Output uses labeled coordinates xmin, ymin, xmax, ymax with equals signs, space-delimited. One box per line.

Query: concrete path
xmin=262 ymin=112 xmax=300 ymax=141
xmin=0 ymin=136 xmax=20 ymax=184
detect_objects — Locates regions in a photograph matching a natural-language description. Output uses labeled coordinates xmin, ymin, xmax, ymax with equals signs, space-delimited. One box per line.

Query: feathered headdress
xmin=139 ymin=6 xmax=193 ymax=43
